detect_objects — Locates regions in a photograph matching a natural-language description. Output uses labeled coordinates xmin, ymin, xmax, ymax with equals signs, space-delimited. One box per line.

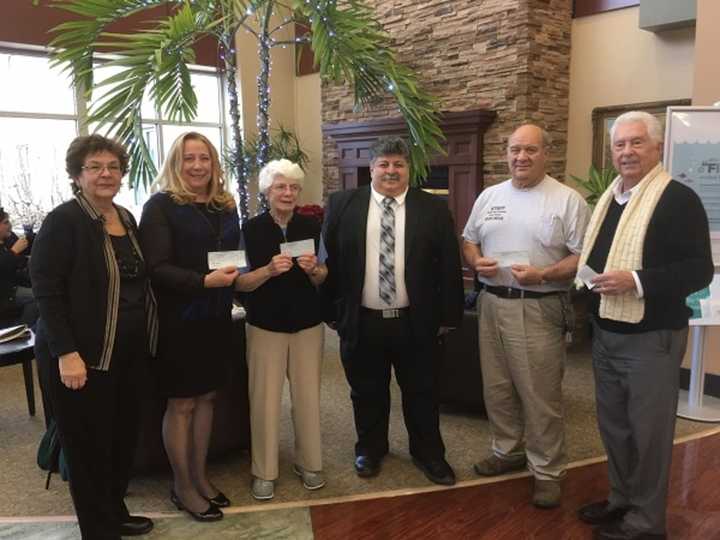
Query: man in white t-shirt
xmin=462 ymin=124 xmax=590 ymax=508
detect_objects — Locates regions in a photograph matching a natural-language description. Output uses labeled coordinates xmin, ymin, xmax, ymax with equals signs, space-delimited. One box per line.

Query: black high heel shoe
xmin=170 ymin=490 xmax=223 ymax=522
xmin=204 ymin=490 xmax=231 ymax=508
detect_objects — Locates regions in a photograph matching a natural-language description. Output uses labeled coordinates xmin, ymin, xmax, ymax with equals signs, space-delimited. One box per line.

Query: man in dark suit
xmin=323 ymin=136 xmax=464 ymax=485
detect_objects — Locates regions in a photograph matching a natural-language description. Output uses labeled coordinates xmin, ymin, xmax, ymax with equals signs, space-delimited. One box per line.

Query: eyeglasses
xmin=271 ymin=183 xmax=302 ymax=193
xmin=81 ymin=164 xmax=123 ymax=175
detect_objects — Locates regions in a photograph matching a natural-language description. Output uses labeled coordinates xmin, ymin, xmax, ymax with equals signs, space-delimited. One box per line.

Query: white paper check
xmin=577 ymin=264 xmax=599 ymax=289
xmin=280 ymin=239 xmax=315 ymax=257
xmin=491 ymin=250 xmax=530 ymax=268
xmin=208 ymin=250 xmax=247 ymax=269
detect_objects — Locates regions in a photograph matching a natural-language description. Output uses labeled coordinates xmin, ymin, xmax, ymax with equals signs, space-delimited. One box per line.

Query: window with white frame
xmin=0 ymin=46 xmax=231 ymax=227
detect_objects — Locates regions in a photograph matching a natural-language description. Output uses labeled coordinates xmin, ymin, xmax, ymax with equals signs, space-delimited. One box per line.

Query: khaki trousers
xmin=246 ymin=323 xmax=324 ymax=480
xmin=478 ymin=291 xmax=567 ymax=480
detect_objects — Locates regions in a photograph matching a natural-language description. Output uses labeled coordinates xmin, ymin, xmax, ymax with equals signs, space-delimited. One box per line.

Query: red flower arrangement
xmin=295 ymin=204 xmax=325 ymax=225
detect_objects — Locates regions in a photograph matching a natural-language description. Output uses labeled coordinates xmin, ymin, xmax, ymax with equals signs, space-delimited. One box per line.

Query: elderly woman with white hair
xmin=235 ymin=158 xmax=328 ymax=500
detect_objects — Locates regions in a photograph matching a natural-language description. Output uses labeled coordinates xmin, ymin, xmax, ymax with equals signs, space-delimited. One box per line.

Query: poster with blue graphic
xmin=665 ymin=107 xmax=720 ymax=267
xmin=670 ymin=143 xmax=720 ymax=232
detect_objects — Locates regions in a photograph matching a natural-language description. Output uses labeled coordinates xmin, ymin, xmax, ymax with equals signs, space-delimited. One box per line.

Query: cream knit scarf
xmin=576 ymin=163 xmax=672 ymax=323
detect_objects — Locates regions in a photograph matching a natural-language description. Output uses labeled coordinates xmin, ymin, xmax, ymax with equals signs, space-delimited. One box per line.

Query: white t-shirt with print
xmin=462 ymin=175 xmax=590 ymax=292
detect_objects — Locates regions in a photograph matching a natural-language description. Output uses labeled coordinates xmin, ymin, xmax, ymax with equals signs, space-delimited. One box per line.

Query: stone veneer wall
xmin=321 ymin=0 xmax=573 ymax=197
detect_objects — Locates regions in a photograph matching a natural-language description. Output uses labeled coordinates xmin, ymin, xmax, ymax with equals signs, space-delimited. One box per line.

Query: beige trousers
xmin=478 ymin=291 xmax=567 ymax=480
xmin=246 ymin=323 xmax=324 ymax=480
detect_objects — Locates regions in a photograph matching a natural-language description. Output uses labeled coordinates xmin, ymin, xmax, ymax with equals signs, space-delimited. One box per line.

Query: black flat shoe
xmin=170 ymin=490 xmax=223 ymax=522
xmin=578 ymin=500 xmax=630 ymax=525
xmin=354 ymin=455 xmax=381 ymax=478
xmin=412 ymin=457 xmax=456 ymax=486
xmin=204 ymin=490 xmax=231 ymax=508
xmin=118 ymin=515 xmax=154 ymax=536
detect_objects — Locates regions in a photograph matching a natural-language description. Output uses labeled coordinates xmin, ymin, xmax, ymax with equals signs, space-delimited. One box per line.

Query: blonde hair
xmin=152 ymin=132 xmax=235 ymax=210
xmin=258 ymin=159 xmax=305 ymax=194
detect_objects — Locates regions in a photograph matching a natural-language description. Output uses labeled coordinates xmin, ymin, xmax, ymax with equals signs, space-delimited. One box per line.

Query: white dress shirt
xmin=361 ymin=185 xmax=410 ymax=309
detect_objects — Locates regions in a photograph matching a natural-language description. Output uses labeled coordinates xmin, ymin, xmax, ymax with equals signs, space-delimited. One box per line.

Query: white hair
xmin=258 ymin=159 xmax=305 ymax=194
xmin=610 ymin=111 xmax=663 ymax=144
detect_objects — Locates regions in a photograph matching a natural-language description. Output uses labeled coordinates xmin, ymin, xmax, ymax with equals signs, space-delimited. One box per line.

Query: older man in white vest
xmin=576 ymin=111 xmax=714 ymax=540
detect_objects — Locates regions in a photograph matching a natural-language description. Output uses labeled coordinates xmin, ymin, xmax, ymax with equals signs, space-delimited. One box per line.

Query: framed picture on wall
xmin=591 ymin=99 xmax=691 ymax=170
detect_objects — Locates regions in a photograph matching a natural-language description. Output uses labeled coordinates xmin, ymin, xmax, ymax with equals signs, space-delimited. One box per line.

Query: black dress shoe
xmin=354 ymin=455 xmax=381 ymax=478
xmin=204 ymin=490 xmax=231 ymax=508
xmin=578 ymin=500 xmax=630 ymax=525
xmin=170 ymin=490 xmax=223 ymax=522
xmin=412 ymin=457 xmax=456 ymax=486
xmin=118 ymin=515 xmax=154 ymax=536
xmin=594 ymin=522 xmax=666 ymax=540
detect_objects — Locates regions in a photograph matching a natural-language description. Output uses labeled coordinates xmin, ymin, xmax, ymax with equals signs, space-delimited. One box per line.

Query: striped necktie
xmin=379 ymin=196 xmax=396 ymax=306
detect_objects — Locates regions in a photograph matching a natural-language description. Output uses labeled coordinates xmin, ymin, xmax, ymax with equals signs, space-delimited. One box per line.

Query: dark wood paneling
xmin=311 ymin=432 xmax=720 ymax=539
xmin=2 ymin=0 xmax=218 ymax=67
xmin=295 ymin=22 xmax=318 ymax=77
xmin=573 ymin=0 xmax=639 ymax=18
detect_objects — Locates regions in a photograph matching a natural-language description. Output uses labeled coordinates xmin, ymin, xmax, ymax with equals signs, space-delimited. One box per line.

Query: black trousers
xmin=340 ymin=310 xmax=445 ymax=462
xmin=36 ymin=313 xmax=145 ymax=540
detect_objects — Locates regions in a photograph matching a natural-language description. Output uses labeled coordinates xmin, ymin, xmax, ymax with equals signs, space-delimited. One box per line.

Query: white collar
xmin=611 ymin=175 xmax=642 ymax=205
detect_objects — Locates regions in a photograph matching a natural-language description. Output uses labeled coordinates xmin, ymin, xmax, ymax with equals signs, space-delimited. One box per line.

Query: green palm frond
xmin=240 ymin=126 xmax=309 ymax=178
xmin=50 ymin=1 xmax=224 ymax=188
xmin=571 ymin=165 xmax=618 ymax=206
xmin=295 ymin=0 xmax=443 ymax=184
xmin=45 ymin=0 xmax=445 ymax=206
xmin=48 ymin=0 xmax=172 ymax=94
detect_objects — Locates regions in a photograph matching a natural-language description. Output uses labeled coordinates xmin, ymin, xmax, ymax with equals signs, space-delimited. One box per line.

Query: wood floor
xmin=310 ymin=431 xmax=720 ymax=540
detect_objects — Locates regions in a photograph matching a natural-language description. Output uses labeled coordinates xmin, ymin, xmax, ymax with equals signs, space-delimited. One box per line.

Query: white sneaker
xmin=293 ymin=464 xmax=326 ymax=490
xmin=251 ymin=477 xmax=274 ymax=500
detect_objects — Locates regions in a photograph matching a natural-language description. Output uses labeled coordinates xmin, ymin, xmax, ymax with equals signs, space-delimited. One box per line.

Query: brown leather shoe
xmin=473 ymin=455 xmax=526 ymax=476
xmin=532 ymin=479 xmax=562 ymax=509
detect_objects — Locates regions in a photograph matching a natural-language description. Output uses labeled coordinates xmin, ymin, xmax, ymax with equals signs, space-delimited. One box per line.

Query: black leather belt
xmin=479 ymin=283 xmax=559 ymax=299
xmin=360 ymin=307 xmax=409 ymax=319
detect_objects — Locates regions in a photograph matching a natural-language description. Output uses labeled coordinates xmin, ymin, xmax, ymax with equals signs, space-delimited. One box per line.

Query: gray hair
xmin=610 ymin=111 xmax=663 ymax=144
xmin=369 ymin=136 xmax=410 ymax=163
xmin=258 ymin=159 xmax=305 ymax=194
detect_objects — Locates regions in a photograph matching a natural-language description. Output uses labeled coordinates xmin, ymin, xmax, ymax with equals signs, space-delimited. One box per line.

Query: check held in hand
xmin=208 ymin=250 xmax=247 ymax=270
xmin=279 ymin=239 xmax=315 ymax=258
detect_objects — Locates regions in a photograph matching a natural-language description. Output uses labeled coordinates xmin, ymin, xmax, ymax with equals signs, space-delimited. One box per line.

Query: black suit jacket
xmin=322 ymin=185 xmax=464 ymax=346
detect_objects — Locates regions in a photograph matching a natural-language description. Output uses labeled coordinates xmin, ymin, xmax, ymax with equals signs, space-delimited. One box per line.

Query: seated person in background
xmin=0 ymin=207 xmax=38 ymax=327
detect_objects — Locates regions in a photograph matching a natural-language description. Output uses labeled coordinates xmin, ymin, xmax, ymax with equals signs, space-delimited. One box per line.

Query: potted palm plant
xmin=571 ymin=164 xmax=617 ymax=206
xmin=41 ymin=0 xmax=444 ymax=221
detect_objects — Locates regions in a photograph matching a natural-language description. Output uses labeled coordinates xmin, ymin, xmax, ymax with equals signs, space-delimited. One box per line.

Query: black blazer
xmin=322 ymin=185 xmax=464 ymax=346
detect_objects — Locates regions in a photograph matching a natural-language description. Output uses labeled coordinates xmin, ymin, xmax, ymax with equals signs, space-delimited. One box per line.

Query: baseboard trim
xmin=680 ymin=367 xmax=720 ymax=398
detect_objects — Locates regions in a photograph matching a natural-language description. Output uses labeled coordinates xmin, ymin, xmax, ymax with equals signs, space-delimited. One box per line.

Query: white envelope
xmin=280 ymin=239 xmax=315 ymax=257
xmin=491 ymin=250 xmax=530 ymax=268
xmin=577 ymin=264 xmax=599 ymax=289
xmin=208 ymin=250 xmax=247 ymax=269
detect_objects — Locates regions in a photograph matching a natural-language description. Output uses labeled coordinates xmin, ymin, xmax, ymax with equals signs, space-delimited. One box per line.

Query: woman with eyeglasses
xmin=31 ymin=135 xmax=158 ymax=539
xmin=235 ymin=159 xmax=328 ymax=500
xmin=139 ymin=132 xmax=239 ymax=522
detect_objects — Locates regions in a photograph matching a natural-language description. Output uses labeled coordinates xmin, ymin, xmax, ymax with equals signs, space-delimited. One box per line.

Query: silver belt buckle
xmin=382 ymin=309 xmax=399 ymax=319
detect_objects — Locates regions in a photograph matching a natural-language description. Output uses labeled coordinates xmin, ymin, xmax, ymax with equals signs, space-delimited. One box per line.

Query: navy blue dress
xmin=139 ymin=192 xmax=240 ymax=397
